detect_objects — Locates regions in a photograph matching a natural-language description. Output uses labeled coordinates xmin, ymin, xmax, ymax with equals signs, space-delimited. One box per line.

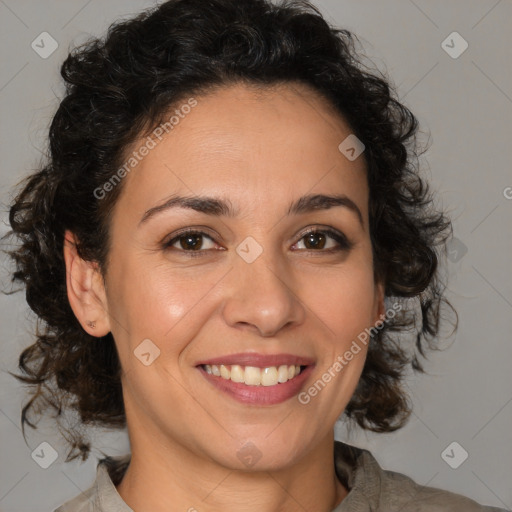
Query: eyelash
xmin=162 ymin=227 xmax=353 ymax=258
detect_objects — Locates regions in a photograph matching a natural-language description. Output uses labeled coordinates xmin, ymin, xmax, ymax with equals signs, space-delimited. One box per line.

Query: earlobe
xmin=63 ymin=231 xmax=111 ymax=337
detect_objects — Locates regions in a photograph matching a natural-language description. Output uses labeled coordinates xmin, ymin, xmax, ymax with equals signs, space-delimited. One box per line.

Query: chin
xmin=203 ymin=432 xmax=310 ymax=473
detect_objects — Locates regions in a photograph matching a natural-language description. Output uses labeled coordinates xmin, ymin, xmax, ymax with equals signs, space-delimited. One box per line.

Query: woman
xmin=7 ymin=0 xmax=507 ymax=510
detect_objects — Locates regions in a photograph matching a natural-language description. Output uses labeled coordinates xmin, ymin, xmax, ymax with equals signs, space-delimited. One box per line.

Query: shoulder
xmin=334 ymin=441 xmax=507 ymax=511
xmin=53 ymin=455 xmax=131 ymax=512
xmin=378 ymin=465 xmax=505 ymax=511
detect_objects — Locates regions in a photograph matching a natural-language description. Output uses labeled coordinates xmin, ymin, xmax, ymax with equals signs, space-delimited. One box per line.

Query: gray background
xmin=0 ymin=0 xmax=511 ymax=510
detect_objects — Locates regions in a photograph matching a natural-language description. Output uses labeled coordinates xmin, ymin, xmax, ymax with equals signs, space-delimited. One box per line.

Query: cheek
xmin=106 ymin=259 xmax=223 ymax=364
xmin=299 ymin=263 xmax=378 ymax=340
xmin=106 ymin=240 xmax=377 ymax=367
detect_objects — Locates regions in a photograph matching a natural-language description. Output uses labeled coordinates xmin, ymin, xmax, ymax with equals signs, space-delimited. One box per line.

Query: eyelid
xmin=163 ymin=226 xmax=219 ymax=245
xmin=294 ymin=225 xmax=345 ymax=241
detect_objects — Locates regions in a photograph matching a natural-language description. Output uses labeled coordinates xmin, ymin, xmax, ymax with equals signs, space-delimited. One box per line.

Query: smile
xmin=202 ymin=364 xmax=305 ymax=386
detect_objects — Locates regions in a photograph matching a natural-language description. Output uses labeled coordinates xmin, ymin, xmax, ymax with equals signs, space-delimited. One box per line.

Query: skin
xmin=64 ymin=81 xmax=384 ymax=512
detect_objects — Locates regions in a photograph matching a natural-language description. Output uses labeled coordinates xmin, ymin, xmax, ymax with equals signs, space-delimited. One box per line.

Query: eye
xmin=163 ymin=229 xmax=219 ymax=255
xmin=292 ymin=228 xmax=352 ymax=252
xmin=162 ymin=227 xmax=352 ymax=258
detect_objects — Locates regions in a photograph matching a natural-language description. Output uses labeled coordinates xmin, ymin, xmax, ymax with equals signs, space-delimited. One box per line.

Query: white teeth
xmin=277 ymin=365 xmax=289 ymax=383
xmin=203 ymin=364 xmax=303 ymax=386
xmin=220 ymin=364 xmax=230 ymax=379
xmin=230 ymin=364 xmax=244 ymax=383
xmin=244 ymin=366 xmax=261 ymax=386
xmin=261 ymin=366 xmax=278 ymax=386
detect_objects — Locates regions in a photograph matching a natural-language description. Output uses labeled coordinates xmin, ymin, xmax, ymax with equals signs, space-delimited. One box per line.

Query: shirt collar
xmin=332 ymin=441 xmax=382 ymax=511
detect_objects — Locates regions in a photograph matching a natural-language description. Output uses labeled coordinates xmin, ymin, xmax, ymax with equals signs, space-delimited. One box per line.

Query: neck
xmin=116 ymin=429 xmax=347 ymax=512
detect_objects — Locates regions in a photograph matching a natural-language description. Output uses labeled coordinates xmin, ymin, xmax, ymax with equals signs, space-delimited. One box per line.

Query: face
xmin=91 ymin=82 xmax=383 ymax=470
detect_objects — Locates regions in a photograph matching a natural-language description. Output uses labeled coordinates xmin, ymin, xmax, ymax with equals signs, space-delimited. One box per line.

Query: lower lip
xmin=198 ymin=365 xmax=314 ymax=405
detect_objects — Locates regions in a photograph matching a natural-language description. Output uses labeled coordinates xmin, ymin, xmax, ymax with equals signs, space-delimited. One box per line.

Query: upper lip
xmin=196 ymin=353 xmax=315 ymax=368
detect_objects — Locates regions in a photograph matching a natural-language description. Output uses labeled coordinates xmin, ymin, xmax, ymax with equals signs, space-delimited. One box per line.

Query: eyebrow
xmin=139 ymin=193 xmax=364 ymax=227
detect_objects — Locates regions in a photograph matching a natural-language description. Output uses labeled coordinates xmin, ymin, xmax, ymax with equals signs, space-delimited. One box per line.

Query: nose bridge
xmin=221 ymin=246 xmax=305 ymax=336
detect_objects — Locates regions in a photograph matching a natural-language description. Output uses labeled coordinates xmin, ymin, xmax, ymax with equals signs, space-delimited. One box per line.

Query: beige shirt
xmin=54 ymin=441 xmax=507 ymax=511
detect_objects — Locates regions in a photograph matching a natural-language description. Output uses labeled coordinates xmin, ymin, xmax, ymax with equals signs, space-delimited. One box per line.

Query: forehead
xmin=115 ymin=81 xmax=368 ymax=220
xmin=166 ymin=82 xmax=355 ymax=160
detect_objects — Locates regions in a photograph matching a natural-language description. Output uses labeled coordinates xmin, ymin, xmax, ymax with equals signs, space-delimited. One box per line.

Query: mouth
xmin=195 ymin=353 xmax=315 ymax=405
xmin=201 ymin=363 xmax=307 ymax=386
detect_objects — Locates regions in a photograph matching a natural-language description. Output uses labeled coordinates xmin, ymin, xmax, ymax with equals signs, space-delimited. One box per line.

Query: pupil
xmin=181 ymin=235 xmax=201 ymax=250
xmin=305 ymin=233 xmax=325 ymax=249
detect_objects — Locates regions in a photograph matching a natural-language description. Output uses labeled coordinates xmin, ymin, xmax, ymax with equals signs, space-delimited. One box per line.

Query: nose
xmin=221 ymin=255 xmax=306 ymax=337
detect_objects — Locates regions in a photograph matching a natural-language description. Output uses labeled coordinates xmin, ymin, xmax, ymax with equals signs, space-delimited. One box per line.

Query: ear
xmin=373 ymin=279 xmax=385 ymax=325
xmin=63 ymin=230 xmax=111 ymax=337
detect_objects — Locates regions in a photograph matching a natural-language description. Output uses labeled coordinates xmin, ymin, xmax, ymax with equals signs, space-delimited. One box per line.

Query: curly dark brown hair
xmin=4 ymin=0 xmax=455 ymax=461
